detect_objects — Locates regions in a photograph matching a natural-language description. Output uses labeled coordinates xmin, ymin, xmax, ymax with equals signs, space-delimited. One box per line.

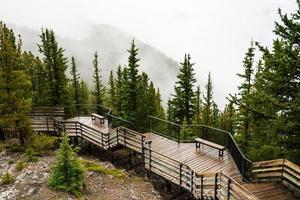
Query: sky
xmin=0 ymin=0 xmax=296 ymax=108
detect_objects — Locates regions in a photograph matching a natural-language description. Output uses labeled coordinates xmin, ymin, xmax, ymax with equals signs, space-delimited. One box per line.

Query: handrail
xmin=252 ymin=159 xmax=300 ymax=196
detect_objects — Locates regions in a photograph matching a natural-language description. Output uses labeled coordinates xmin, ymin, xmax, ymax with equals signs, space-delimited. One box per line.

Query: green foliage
xmin=15 ymin=160 xmax=27 ymax=171
xmin=0 ymin=21 xmax=32 ymax=144
xmin=1 ymin=172 xmax=14 ymax=185
xmin=70 ymin=57 xmax=81 ymax=114
xmin=202 ymin=72 xmax=215 ymax=126
xmin=169 ymin=54 xmax=196 ymax=124
xmin=80 ymin=159 xmax=125 ymax=179
xmin=28 ymin=133 xmax=57 ymax=154
xmin=7 ymin=142 xmax=25 ymax=153
xmin=38 ymin=28 xmax=69 ymax=106
xmin=25 ymin=147 xmax=38 ymax=162
xmin=179 ymin=119 xmax=193 ymax=140
xmin=124 ymin=40 xmax=140 ymax=124
xmin=92 ymin=51 xmax=105 ymax=114
xmin=48 ymin=134 xmax=85 ymax=197
xmin=7 ymin=159 xmax=14 ymax=165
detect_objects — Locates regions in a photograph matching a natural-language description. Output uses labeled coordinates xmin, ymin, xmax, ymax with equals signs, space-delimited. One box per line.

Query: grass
xmin=80 ymin=159 xmax=126 ymax=179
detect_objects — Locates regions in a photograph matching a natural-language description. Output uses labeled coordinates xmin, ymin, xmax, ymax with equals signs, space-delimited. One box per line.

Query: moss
xmin=80 ymin=159 xmax=126 ymax=179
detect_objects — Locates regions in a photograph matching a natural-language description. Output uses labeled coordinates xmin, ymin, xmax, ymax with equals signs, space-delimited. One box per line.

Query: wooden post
xmin=214 ymin=173 xmax=218 ymax=200
xmin=46 ymin=117 xmax=49 ymax=132
xmin=141 ymin=136 xmax=145 ymax=161
xmin=281 ymin=158 xmax=285 ymax=182
xmin=227 ymin=178 xmax=231 ymax=200
xmin=116 ymin=127 xmax=119 ymax=145
xmin=190 ymin=170 xmax=194 ymax=195
xmin=179 ymin=163 xmax=182 ymax=188
xmin=201 ymin=174 xmax=204 ymax=199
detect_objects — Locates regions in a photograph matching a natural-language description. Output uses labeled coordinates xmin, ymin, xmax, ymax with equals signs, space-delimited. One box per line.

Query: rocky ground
xmin=0 ymin=146 xmax=185 ymax=200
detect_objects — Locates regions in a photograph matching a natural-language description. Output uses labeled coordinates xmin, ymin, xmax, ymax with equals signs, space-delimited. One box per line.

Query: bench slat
xmin=195 ymin=138 xmax=225 ymax=150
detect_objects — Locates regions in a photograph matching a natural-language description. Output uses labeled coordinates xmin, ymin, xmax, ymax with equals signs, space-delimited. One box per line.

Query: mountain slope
xmin=11 ymin=23 xmax=179 ymax=105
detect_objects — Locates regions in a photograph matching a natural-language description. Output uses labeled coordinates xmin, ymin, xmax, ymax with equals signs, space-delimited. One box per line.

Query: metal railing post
xmin=227 ymin=178 xmax=232 ymax=200
xmin=214 ymin=173 xmax=218 ymax=199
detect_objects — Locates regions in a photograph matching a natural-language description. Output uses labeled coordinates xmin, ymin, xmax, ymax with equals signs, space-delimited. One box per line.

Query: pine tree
xmin=202 ymin=72 xmax=214 ymax=126
xmin=170 ymin=54 xmax=196 ymax=124
xmin=193 ymin=85 xmax=202 ymax=124
xmin=38 ymin=28 xmax=69 ymax=106
xmin=92 ymin=51 xmax=104 ymax=114
xmin=136 ymin=72 xmax=150 ymax=130
xmin=108 ymin=70 xmax=116 ymax=111
xmin=211 ymin=102 xmax=220 ymax=127
xmin=0 ymin=22 xmax=31 ymax=144
xmin=220 ymin=101 xmax=236 ymax=133
xmin=79 ymin=80 xmax=89 ymax=114
xmin=114 ymin=65 xmax=123 ymax=116
xmin=126 ymin=40 xmax=140 ymax=123
xmin=70 ymin=57 xmax=81 ymax=114
xmin=230 ymin=42 xmax=255 ymax=152
xmin=48 ymin=134 xmax=85 ymax=196
xmin=22 ymin=51 xmax=48 ymax=106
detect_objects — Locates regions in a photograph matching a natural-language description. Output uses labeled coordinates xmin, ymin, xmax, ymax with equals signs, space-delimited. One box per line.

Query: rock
xmin=25 ymin=187 xmax=38 ymax=196
xmin=108 ymin=175 xmax=114 ymax=179
xmin=0 ymin=187 xmax=18 ymax=200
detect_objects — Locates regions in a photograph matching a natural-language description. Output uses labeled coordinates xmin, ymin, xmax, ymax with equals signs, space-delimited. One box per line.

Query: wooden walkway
xmin=143 ymin=133 xmax=242 ymax=181
xmin=30 ymin=114 xmax=299 ymax=200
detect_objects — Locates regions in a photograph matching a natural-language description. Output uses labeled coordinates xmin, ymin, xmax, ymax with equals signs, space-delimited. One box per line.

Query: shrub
xmin=29 ymin=133 xmax=57 ymax=154
xmin=7 ymin=143 xmax=25 ymax=153
xmin=7 ymin=159 xmax=14 ymax=165
xmin=15 ymin=160 xmax=27 ymax=171
xmin=48 ymin=134 xmax=85 ymax=197
xmin=25 ymin=148 xmax=38 ymax=162
xmin=1 ymin=172 xmax=14 ymax=185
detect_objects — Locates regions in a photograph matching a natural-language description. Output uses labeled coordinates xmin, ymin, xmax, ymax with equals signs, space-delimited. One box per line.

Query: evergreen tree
xmin=0 ymin=22 xmax=31 ymax=144
xmin=170 ymin=54 xmax=196 ymax=124
xmin=126 ymin=40 xmax=140 ymax=123
xmin=22 ymin=52 xmax=48 ymax=106
xmin=230 ymin=42 xmax=255 ymax=152
xmin=211 ymin=102 xmax=220 ymax=127
xmin=202 ymin=72 xmax=214 ymax=126
xmin=193 ymin=85 xmax=202 ymax=124
xmin=108 ymin=70 xmax=116 ymax=111
xmin=136 ymin=72 xmax=150 ymax=130
xmin=220 ymin=101 xmax=236 ymax=133
xmin=48 ymin=134 xmax=85 ymax=196
xmin=38 ymin=28 xmax=69 ymax=106
xmin=79 ymin=80 xmax=89 ymax=114
xmin=70 ymin=57 xmax=81 ymax=114
xmin=92 ymin=51 xmax=105 ymax=113
xmin=114 ymin=65 xmax=124 ymax=116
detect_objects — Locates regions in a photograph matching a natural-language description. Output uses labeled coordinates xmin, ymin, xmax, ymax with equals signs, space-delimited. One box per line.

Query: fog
xmin=0 ymin=0 xmax=297 ymax=109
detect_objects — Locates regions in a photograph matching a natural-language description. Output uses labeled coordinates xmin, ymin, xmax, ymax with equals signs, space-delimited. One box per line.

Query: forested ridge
xmin=0 ymin=0 xmax=300 ymax=169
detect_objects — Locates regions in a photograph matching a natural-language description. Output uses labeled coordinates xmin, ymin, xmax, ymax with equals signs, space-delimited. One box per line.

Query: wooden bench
xmin=91 ymin=113 xmax=105 ymax=124
xmin=195 ymin=138 xmax=225 ymax=157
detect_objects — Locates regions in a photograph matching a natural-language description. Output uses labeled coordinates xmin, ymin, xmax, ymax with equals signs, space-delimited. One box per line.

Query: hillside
xmin=11 ymin=23 xmax=179 ymax=104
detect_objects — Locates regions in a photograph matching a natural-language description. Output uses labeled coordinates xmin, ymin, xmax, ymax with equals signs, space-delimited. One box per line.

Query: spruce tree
xmin=79 ymin=80 xmax=89 ymax=114
xmin=220 ymin=101 xmax=236 ymax=133
xmin=126 ymin=40 xmax=140 ymax=123
xmin=70 ymin=57 xmax=81 ymax=114
xmin=48 ymin=134 xmax=85 ymax=196
xmin=202 ymin=72 xmax=214 ymax=126
xmin=0 ymin=22 xmax=31 ymax=144
xmin=170 ymin=54 xmax=196 ymax=124
xmin=193 ymin=85 xmax=202 ymax=124
xmin=108 ymin=70 xmax=116 ymax=111
xmin=114 ymin=65 xmax=124 ymax=116
xmin=38 ymin=28 xmax=69 ymax=106
xmin=92 ymin=51 xmax=104 ymax=114
xmin=230 ymin=42 xmax=255 ymax=152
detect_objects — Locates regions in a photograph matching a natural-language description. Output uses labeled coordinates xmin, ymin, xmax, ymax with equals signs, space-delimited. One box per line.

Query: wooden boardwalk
xmin=30 ymin=113 xmax=299 ymax=200
xmin=143 ymin=133 xmax=242 ymax=181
